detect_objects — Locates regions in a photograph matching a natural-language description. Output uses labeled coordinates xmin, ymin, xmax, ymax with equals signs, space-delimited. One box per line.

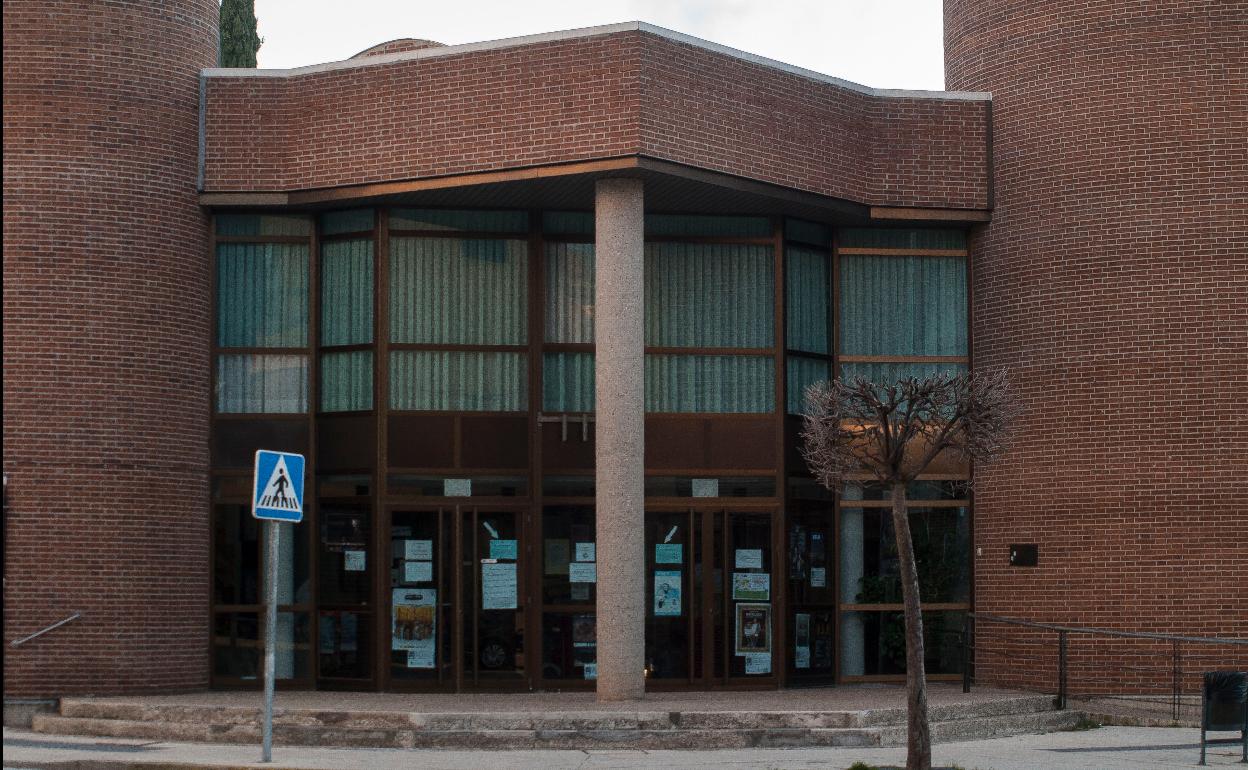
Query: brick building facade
xmin=3 ymin=2 xmax=1244 ymax=700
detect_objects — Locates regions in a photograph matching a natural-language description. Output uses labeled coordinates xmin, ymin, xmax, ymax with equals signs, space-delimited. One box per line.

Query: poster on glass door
xmin=392 ymin=588 xmax=436 ymax=668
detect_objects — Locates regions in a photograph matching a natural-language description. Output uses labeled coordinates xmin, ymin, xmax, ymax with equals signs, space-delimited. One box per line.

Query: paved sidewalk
xmin=4 ymin=725 xmax=1244 ymax=769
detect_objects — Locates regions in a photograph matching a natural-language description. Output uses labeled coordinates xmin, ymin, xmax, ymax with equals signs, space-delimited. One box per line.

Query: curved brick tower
xmin=3 ymin=1 xmax=218 ymax=695
xmin=946 ymin=0 xmax=1248 ymax=677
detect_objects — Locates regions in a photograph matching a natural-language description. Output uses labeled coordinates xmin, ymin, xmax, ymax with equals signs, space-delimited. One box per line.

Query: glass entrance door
xmin=644 ymin=506 xmax=779 ymax=688
xmin=386 ymin=505 xmax=529 ymax=691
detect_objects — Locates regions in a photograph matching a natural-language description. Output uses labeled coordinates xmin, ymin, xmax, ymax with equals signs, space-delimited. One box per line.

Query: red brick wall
xmin=639 ymin=35 xmax=990 ymax=209
xmin=3 ymin=0 xmax=218 ymax=697
xmin=203 ymin=29 xmax=990 ymax=211
xmin=946 ymin=0 xmax=1248 ymax=689
xmin=203 ymin=34 xmax=645 ymax=192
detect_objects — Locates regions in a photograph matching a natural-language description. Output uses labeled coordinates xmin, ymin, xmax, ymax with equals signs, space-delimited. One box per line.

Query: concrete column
xmin=594 ymin=178 xmax=646 ymax=701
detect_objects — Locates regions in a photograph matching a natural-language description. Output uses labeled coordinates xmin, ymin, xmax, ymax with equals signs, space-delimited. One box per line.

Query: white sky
xmin=254 ymin=0 xmax=947 ymax=91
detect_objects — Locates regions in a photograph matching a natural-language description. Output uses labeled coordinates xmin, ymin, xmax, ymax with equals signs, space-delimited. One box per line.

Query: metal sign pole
xmin=262 ymin=519 xmax=279 ymax=762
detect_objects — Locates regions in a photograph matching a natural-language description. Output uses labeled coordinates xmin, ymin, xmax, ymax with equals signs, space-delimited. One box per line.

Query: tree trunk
xmin=891 ymin=481 xmax=931 ymax=770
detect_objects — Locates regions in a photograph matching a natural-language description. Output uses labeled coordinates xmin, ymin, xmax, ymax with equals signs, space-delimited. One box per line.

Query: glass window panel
xmin=646 ymin=354 xmax=774 ymax=413
xmin=213 ymin=503 xmax=260 ymax=605
xmin=645 ymin=214 xmax=771 ymax=238
xmin=320 ymin=350 xmax=373 ymax=412
xmin=390 ymin=208 xmax=528 ymax=233
xmin=838 ymin=228 xmax=966 ymax=250
xmin=842 ymin=480 xmax=969 ymax=502
xmin=216 ymin=243 xmax=309 ymax=347
xmin=390 ymin=350 xmax=526 ymax=411
xmin=541 ymin=506 xmax=596 ymax=605
xmin=643 ymin=477 xmax=776 ymax=497
xmin=216 ymin=214 xmax=311 ymax=237
xmin=318 ymin=610 xmax=372 ymax=679
xmin=542 ymin=476 xmax=595 ymax=497
xmin=320 ymin=209 xmax=374 ymax=235
xmin=544 ymin=242 xmax=595 ymax=343
xmin=786 ymin=246 xmax=830 ymax=354
xmin=213 ymin=612 xmax=260 ymax=679
xmin=839 ymin=361 xmax=968 ymax=385
xmin=840 ymin=610 xmax=967 ymax=676
xmin=644 ymin=243 xmax=774 ymax=348
xmin=838 ymin=507 xmax=971 ymax=605
xmin=840 ymin=255 xmax=968 ymax=357
xmin=389 ymin=237 xmax=527 ymax=345
xmin=215 ymin=353 xmax=308 ymax=413
xmin=320 ymin=239 xmax=374 ymax=346
xmin=786 ymin=218 xmax=832 ymax=247
xmin=787 ymin=356 xmax=831 ymax=415
xmin=273 ymin=611 xmax=312 ymax=680
xmin=543 ymin=352 xmax=594 ymax=413
xmin=542 ymin=211 xmax=594 ymax=236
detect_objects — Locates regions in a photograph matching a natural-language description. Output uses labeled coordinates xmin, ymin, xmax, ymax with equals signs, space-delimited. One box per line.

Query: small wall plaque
xmin=1009 ymin=544 xmax=1038 ymax=567
xmin=443 ymin=478 xmax=471 ymax=497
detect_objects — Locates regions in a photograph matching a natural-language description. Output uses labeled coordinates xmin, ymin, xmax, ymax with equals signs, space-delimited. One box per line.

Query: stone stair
xmin=31 ymin=694 xmax=1084 ymax=750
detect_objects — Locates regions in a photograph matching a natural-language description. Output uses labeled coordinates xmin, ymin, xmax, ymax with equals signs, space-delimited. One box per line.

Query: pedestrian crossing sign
xmin=252 ymin=450 xmax=305 ymax=522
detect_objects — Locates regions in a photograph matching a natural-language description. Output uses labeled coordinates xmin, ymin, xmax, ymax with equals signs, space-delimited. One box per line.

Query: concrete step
xmin=54 ymin=693 xmax=1056 ymax=731
xmin=31 ymin=714 xmax=882 ymax=750
xmin=878 ymin=708 xmax=1086 ymax=746
xmin=34 ymin=694 xmax=1081 ymax=750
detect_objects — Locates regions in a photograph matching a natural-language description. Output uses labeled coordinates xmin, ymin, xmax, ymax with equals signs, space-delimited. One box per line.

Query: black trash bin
xmin=1200 ymin=671 xmax=1248 ymax=765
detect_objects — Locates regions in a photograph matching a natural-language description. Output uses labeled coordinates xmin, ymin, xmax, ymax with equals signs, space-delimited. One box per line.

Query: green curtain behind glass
xmin=321 ymin=350 xmax=373 ymax=412
xmin=839 ymin=255 xmax=967 ymax=357
xmin=786 ymin=246 xmax=830 ymax=354
xmin=390 ymin=351 xmax=526 ymax=411
xmin=644 ymin=242 xmax=773 ymax=347
xmin=543 ymin=352 xmax=594 ymax=412
xmin=389 ymin=237 xmax=527 ymax=345
xmin=787 ymin=356 xmax=831 ymax=414
xmin=216 ymin=243 xmax=309 ymax=347
xmin=645 ymin=354 xmax=774 ymax=413
xmin=321 ymin=239 xmax=374 ymax=346
xmin=545 ymin=242 xmax=595 ymax=343
xmin=216 ymin=354 xmax=308 ymax=413
xmin=840 ymin=361 xmax=969 ymax=384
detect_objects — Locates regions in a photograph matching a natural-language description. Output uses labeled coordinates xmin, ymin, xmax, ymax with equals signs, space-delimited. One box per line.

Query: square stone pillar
xmin=593 ymin=177 xmax=645 ymax=701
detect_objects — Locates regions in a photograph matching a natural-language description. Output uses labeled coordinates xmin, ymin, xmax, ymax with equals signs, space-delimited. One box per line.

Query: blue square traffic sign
xmin=252 ymin=450 xmax=305 ymax=522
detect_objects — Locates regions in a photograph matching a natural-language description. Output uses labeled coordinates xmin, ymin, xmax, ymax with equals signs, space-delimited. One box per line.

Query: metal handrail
xmin=969 ymin=612 xmax=1248 ymax=645
xmin=10 ymin=612 xmax=82 ymax=647
xmin=963 ymin=612 xmax=1248 ymax=719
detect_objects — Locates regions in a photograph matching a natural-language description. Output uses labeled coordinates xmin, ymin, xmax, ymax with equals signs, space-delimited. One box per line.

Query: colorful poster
xmin=344 ymin=550 xmax=366 ymax=572
xmin=654 ymin=570 xmax=682 ymax=616
xmin=489 ymin=539 xmax=517 ymax=560
xmin=744 ymin=651 xmax=772 ymax=674
xmin=810 ymin=566 xmax=826 ymax=588
xmin=404 ymin=560 xmax=433 ymax=583
xmin=794 ymin=613 xmax=811 ymax=669
xmin=544 ymin=539 xmax=570 ymax=576
xmin=655 ymin=543 xmax=682 ymax=564
xmin=575 ymin=542 xmax=595 ymax=562
xmin=735 ymin=548 xmax=763 ymax=569
xmin=405 ymin=539 xmax=433 ymax=561
xmin=789 ymin=524 xmax=808 ymax=579
xmin=481 ymin=562 xmax=517 ymax=609
xmin=735 ymin=603 xmax=771 ymax=654
xmin=568 ymin=562 xmax=597 ymax=583
xmin=731 ymin=572 xmax=771 ymax=600
xmin=391 ymin=588 xmax=436 ymax=669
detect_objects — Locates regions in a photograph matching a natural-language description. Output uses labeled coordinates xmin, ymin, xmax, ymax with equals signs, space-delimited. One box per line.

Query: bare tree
xmin=801 ymin=368 xmax=1017 ymax=770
